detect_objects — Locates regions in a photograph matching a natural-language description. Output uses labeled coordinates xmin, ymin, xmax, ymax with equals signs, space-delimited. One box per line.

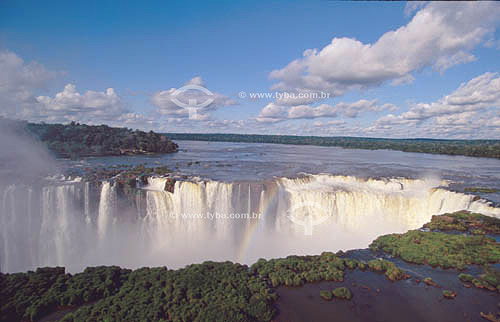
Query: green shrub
xmin=370 ymin=229 xmax=500 ymax=269
xmin=319 ymin=290 xmax=333 ymax=300
xmin=332 ymin=287 xmax=352 ymax=300
xmin=458 ymin=273 xmax=474 ymax=283
xmin=442 ymin=290 xmax=456 ymax=299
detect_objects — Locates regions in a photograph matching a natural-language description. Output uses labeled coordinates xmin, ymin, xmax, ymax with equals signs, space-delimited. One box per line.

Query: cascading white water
xmin=84 ymin=181 xmax=91 ymax=224
xmin=97 ymin=182 xmax=115 ymax=240
xmin=1 ymin=174 xmax=499 ymax=273
xmin=275 ymin=175 xmax=500 ymax=234
xmin=0 ymin=183 xmax=89 ymax=272
xmin=1 ymin=185 xmax=15 ymax=272
xmin=40 ymin=184 xmax=80 ymax=267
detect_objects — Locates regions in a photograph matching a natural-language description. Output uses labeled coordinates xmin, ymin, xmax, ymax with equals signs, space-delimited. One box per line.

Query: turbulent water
xmin=1 ymin=172 xmax=499 ymax=273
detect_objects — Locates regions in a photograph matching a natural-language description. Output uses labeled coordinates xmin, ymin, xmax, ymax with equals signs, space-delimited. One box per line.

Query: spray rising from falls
xmin=1 ymin=174 xmax=499 ymax=273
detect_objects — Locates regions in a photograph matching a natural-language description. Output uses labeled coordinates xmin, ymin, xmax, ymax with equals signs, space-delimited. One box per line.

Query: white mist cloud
xmin=0 ymin=118 xmax=56 ymax=180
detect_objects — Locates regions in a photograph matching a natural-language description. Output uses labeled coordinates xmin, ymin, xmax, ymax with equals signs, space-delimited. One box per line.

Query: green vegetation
xmin=24 ymin=121 xmax=178 ymax=158
xmin=423 ymin=211 xmax=500 ymax=235
xmin=424 ymin=277 xmax=439 ymax=288
xmin=332 ymin=287 xmax=352 ymax=300
xmin=370 ymin=211 xmax=500 ymax=297
xmin=319 ymin=290 xmax=333 ymax=300
xmin=480 ymin=312 xmax=500 ymax=322
xmin=442 ymin=290 xmax=456 ymax=299
xmin=249 ymin=254 xmax=408 ymax=288
xmin=1 ymin=253 xmax=411 ymax=321
xmin=458 ymin=266 xmax=500 ymax=292
xmin=458 ymin=273 xmax=474 ymax=283
xmin=370 ymin=224 xmax=500 ymax=270
xmin=1 ymin=262 xmax=276 ymax=322
xmin=164 ymin=133 xmax=500 ymax=159
xmin=12 ymin=211 xmax=500 ymax=321
xmin=0 ymin=266 xmax=130 ymax=322
xmin=250 ymin=254 xmax=347 ymax=287
xmin=464 ymin=187 xmax=499 ymax=194
xmin=367 ymin=259 xmax=409 ymax=281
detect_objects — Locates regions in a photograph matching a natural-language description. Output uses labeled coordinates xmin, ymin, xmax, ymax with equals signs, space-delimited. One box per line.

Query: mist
xmin=0 ymin=118 xmax=56 ymax=182
xmin=2 ymin=172 xmax=499 ymax=273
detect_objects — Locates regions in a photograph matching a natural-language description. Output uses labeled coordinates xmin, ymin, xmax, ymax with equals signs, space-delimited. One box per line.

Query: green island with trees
xmin=1 ymin=118 xmax=178 ymax=159
xmin=370 ymin=211 xmax=500 ymax=292
xmin=4 ymin=210 xmax=500 ymax=321
xmin=164 ymin=133 xmax=500 ymax=159
xmin=26 ymin=122 xmax=178 ymax=158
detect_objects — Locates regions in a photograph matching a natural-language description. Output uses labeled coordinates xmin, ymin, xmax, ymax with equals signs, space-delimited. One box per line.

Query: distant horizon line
xmin=162 ymin=132 xmax=500 ymax=142
xmin=3 ymin=117 xmax=497 ymax=142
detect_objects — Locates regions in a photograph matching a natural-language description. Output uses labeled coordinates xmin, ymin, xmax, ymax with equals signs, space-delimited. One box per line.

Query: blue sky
xmin=1 ymin=1 xmax=499 ymax=138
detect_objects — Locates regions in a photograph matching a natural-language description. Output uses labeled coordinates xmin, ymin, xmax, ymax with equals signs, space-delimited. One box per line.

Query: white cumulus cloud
xmin=35 ymin=84 xmax=128 ymax=123
xmin=269 ymin=2 xmax=500 ymax=103
xmin=256 ymin=99 xmax=396 ymax=123
xmin=0 ymin=50 xmax=59 ymax=116
xmin=368 ymin=72 xmax=500 ymax=138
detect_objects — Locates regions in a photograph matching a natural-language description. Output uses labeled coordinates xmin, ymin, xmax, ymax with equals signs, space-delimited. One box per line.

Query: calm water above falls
xmin=1 ymin=141 xmax=500 ymax=273
xmin=71 ymin=140 xmax=500 ymax=201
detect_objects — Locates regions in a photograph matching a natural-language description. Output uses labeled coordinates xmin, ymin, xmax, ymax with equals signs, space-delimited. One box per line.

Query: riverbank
xmin=165 ymin=133 xmax=500 ymax=159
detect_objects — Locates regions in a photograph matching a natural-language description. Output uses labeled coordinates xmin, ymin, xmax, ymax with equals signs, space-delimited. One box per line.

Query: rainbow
xmin=235 ymin=183 xmax=280 ymax=264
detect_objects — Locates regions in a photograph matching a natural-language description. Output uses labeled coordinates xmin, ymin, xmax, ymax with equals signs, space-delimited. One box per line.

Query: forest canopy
xmin=2 ymin=119 xmax=179 ymax=158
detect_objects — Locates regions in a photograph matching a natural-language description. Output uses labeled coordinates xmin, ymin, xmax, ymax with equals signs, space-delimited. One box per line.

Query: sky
xmin=1 ymin=0 xmax=500 ymax=139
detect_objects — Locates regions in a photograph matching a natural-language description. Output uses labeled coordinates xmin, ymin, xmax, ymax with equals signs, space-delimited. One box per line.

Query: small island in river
xmin=0 ymin=118 xmax=179 ymax=159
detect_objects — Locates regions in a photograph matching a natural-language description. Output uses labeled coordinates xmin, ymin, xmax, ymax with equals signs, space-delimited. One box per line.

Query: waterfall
xmin=84 ymin=181 xmax=91 ymax=224
xmin=97 ymin=182 xmax=115 ymax=240
xmin=1 ymin=185 xmax=15 ymax=272
xmin=39 ymin=184 xmax=85 ymax=269
xmin=274 ymin=175 xmax=500 ymax=236
xmin=1 ymin=174 xmax=499 ymax=273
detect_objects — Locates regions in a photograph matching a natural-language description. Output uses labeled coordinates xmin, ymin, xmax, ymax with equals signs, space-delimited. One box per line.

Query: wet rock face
xmin=164 ymin=178 xmax=176 ymax=193
xmin=115 ymin=178 xmax=138 ymax=202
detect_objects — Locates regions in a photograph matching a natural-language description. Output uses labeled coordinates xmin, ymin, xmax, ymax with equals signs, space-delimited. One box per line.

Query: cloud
xmin=0 ymin=50 xmax=59 ymax=115
xmin=269 ymin=2 xmax=500 ymax=103
xmin=34 ymin=84 xmax=128 ymax=123
xmin=365 ymin=112 xmax=500 ymax=139
xmin=256 ymin=99 xmax=396 ymax=123
xmin=313 ymin=120 xmax=346 ymax=127
xmin=0 ymin=50 xmax=154 ymax=127
xmin=368 ymin=72 xmax=500 ymax=138
xmin=151 ymin=77 xmax=237 ymax=120
xmin=374 ymin=72 xmax=500 ymax=127
xmin=404 ymin=1 xmax=427 ymax=17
